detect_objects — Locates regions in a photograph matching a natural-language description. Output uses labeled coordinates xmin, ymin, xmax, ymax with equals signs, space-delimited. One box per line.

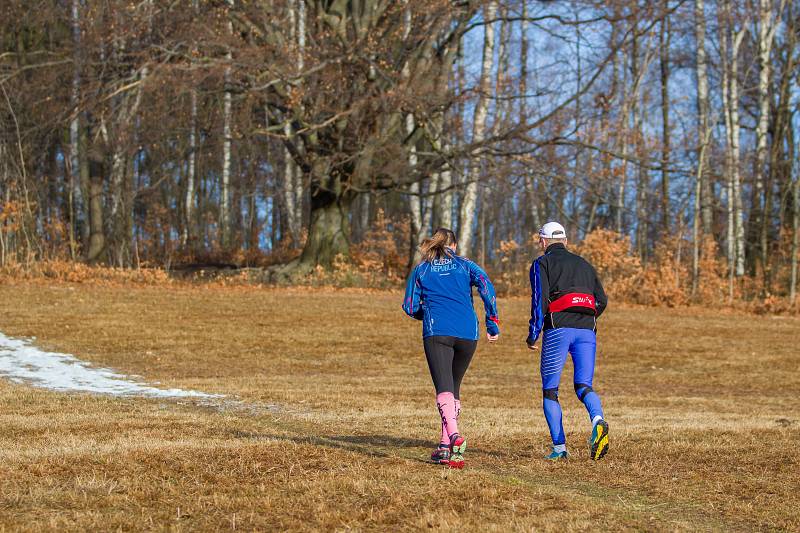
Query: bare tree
xmin=220 ymin=0 xmax=235 ymax=247
xmin=458 ymin=1 xmax=497 ymax=256
xmin=658 ymin=1 xmax=671 ymax=235
xmin=720 ymin=0 xmax=748 ymax=298
xmin=753 ymin=0 xmax=784 ymax=286
xmin=182 ymin=0 xmax=200 ymax=249
xmin=695 ymin=0 xmax=713 ymax=237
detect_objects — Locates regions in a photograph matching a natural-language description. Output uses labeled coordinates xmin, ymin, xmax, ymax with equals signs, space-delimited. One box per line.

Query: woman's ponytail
xmin=419 ymin=228 xmax=457 ymax=262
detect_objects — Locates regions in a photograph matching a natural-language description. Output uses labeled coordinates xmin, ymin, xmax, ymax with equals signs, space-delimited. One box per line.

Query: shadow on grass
xmin=327 ymin=434 xmax=431 ymax=448
xmin=229 ymin=429 xmax=504 ymax=462
xmin=229 ymin=429 xmax=430 ymax=463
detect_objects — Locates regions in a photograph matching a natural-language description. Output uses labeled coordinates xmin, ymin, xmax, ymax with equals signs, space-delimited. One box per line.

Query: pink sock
xmin=436 ymin=392 xmax=459 ymax=441
xmin=440 ymin=398 xmax=462 ymax=445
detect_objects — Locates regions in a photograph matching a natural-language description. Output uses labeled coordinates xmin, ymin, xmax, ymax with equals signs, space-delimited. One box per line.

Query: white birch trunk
xmin=692 ymin=0 xmax=711 ymax=291
xmin=731 ymin=29 xmax=746 ymax=277
xmin=70 ymin=0 xmax=86 ymax=252
xmin=283 ymin=123 xmax=298 ymax=243
xmin=720 ymin=5 xmax=734 ymax=297
xmin=695 ymin=0 xmax=712 ymax=235
xmin=360 ymin=192 xmax=371 ymax=238
xmin=281 ymin=0 xmax=303 ymax=245
xmin=220 ymin=0 xmax=234 ymax=246
xmin=294 ymin=0 xmax=306 ymax=229
xmin=221 ymin=72 xmax=232 ymax=246
xmin=721 ymin=2 xmax=747 ymax=278
xmin=754 ymin=0 xmax=781 ymax=274
xmin=487 ymin=10 xmax=509 ymax=250
xmin=659 ymin=7 xmax=671 ymax=234
xmin=69 ymin=0 xmax=80 ymax=183
xmin=182 ymin=0 xmax=199 ymax=248
xmin=183 ymin=89 xmax=197 ymax=247
xmin=520 ymin=0 xmax=540 ymax=232
xmin=438 ymin=142 xmax=454 ymax=229
xmin=615 ymin=42 xmax=631 ymax=235
xmin=402 ymin=1 xmax=426 ymax=250
xmin=630 ymin=32 xmax=646 ymax=257
xmin=458 ymin=1 xmax=496 ymax=255
xmin=407 ymin=113 xmax=424 ymax=247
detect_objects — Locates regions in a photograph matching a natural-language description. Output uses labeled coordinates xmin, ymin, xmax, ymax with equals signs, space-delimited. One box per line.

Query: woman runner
xmin=402 ymin=228 xmax=500 ymax=468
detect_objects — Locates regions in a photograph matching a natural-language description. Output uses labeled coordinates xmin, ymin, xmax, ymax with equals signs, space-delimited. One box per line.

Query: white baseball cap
xmin=539 ymin=221 xmax=567 ymax=239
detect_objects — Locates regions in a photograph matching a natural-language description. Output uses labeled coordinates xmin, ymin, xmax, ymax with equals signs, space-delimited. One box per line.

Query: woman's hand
xmin=487 ymin=333 xmax=499 ymax=343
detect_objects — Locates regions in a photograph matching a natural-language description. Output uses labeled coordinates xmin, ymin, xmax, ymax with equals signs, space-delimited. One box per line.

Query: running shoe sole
xmin=449 ymin=436 xmax=467 ymax=469
xmin=589 ymin=420 xmax=609 ymax=461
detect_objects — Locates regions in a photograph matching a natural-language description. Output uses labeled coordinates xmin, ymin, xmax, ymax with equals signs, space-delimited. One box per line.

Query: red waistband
xmin=549 ymin=292 xmax=596 ymax=314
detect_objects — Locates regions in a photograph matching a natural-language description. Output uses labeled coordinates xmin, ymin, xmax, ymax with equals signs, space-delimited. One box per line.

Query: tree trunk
xmin=615 ymin=33 xmax=631 ymax=235
xmin=730 ymin=22 xmax=746 ymax=277
xmin=282 ymin=0 xmax=302 ymax=246
xmin=630 ymin=31 xmax=647 ymax=260
xmin=404 ymin=2 xmax=428 ymax=259
xmin=86 ymin=152 xmax=105 ymax=263
xmin=519 ymin=0 xmax=540 ymax=234
xmin=297 ymin=185 xmax=352 ymax=269
xmin=719 ymin=1 xmax=735 ymax=299
xmin=769 ymin=3 xmax=795 ymax=298
xmin=458 ymin=1 xmax=496 ymax=255
xmin=182 ymin=0 xmax=199 ymax=249
xmin=791 ymin=175 xmax=799 ymax=302
xmin=407 ymin=113 xmax=425 ymax=256
xmin=695 ymin=0 xmax=713 ymax=236
xmin=220 ymin=0 xmax=234 ymax=247
xmin=78 ymin=119 xmax=91 ymax=255
xmin=294 ymin=0 xmax=307 ymax=235
xmin=70 ymin=0 xmax=87 ymax=258
xmin=358 ymin=191 xmax=371 ymax=241
xmin=754 ymin=0 xmax=779 ymax=289
xmin=183 ymin=88 xmax=197 ymax=248
xmin=437 ymin=147 xmax=454 ymax=229
xmin=692 ymin=127 xmax=712 ymax=296
xmin=659 ymin=4 xmax=671 ymax=235
xmin=282 ymin=135 xmax=299 ymax=244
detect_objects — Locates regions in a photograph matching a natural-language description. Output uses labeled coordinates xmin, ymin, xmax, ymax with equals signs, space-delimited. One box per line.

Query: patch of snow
xmin=0 ymin=332 xmax=220 ymax=398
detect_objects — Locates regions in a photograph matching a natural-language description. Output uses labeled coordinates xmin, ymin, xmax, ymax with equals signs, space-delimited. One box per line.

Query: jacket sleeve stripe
xmin=529 ymin=259 xmax=544 ymax=342
xmin=402 ymin=265 xmax=422 ymax=319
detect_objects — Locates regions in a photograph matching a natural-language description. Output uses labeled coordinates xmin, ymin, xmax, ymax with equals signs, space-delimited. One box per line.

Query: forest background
xmin=1 ymin=0 xmax=799 ymax=312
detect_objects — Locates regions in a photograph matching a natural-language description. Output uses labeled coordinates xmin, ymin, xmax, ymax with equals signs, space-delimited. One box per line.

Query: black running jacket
xmin=527 ymin=243 xmax=608 ymax=344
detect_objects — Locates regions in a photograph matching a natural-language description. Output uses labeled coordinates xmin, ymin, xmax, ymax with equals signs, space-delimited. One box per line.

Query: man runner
xmin=526 ymin=222 xmax=609 ymax=461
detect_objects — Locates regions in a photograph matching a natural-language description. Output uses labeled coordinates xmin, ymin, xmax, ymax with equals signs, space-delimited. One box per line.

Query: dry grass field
xmin=0 ymin=282 xmax=798 ymax=532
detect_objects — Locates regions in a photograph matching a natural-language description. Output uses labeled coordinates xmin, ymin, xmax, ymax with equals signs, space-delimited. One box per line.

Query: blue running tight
xmin=540 ymin=327 xmax=604 ymax=445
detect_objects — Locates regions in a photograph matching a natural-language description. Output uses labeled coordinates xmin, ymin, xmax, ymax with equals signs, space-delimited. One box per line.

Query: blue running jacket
xmin=402 ymin=252 xmax=499 ymax=340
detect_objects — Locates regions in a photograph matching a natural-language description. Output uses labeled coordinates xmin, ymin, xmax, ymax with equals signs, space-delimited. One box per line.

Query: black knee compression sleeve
xmin=574 ymin=382 xmax=594 ymax=401
xmin=543 ymin=388 xmax=559 ymax=401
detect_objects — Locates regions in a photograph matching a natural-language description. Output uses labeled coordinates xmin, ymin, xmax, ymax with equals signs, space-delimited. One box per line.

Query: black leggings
xmin=423 ymin=336 xmax=478 ymax=398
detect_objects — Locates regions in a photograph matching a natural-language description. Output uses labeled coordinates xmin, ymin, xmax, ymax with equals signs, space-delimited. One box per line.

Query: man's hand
xmin=526 ymin=339 xmax=538 ymax=351
xmin=487 ymin=333 xmax=499 ymax=343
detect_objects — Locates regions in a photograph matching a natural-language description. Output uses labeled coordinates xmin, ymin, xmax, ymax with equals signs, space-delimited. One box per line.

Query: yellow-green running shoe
xmin=588 ymin=419 xmax=609 ymax=460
